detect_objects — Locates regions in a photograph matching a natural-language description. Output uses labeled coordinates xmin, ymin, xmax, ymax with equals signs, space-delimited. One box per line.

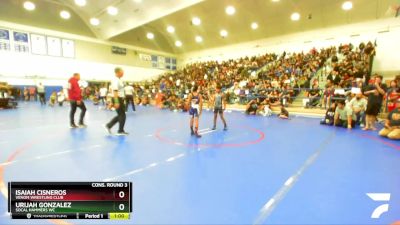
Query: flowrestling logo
xmin=367 ymin=193 xmax=391 ymax=219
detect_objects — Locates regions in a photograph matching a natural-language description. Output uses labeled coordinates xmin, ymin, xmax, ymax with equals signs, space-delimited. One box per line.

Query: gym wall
xmin=0 ymin=20 xmax=177 ymax=86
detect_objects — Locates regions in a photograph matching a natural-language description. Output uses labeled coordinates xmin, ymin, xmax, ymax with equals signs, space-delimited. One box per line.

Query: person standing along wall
xmin=68 ymin=73 xmax=87 ymax=128
xmin=124 ymin=83 xmax=135 ymax=112
xmin=57 ymin=90 xmax=65 ymax=106
xmin=29 ymin=86 xmax=36 ymax=101
xmin=23 ymin=87 xmax=29 ymax=101
xmin=37 ymin=83 xmax=46 ymax=105
xmin=99 ymin=85 xmax=108 ymax=106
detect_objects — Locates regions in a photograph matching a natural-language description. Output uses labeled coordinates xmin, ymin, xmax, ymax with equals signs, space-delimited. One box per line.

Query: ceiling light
xmin=192 ymin=17 xmax=201 ymax=26
xmin=291 ymin=12 xmax=300 ymax=21
xmin=146 ymin=32 xmax=154 ymax=39
xmin=195 ymin=36 xmax=203 ymax=43
xmin=23 ymin=1 xmax=35 ymax=11
xmin=271 ymin=0 xmax=280 ymax=2
xmin=60 ymin=10 xmax=71 ymax=19
xmin=342 ymin=1 xmax=353 ymax=11
xmin=251 ymin=22 xmax=259 ymax=30
xmin=175 ymin=41 xmax=182 ymax=47
xmin=74 ymin=0 xmax=86 ymax=7
xmin=90 ymin=18 xmax=100 ymax=26
xmin=166 ymin=25 xmax=175 ymax=33
xmin=134 ymin=0 xmax=142 ymax=2
xmin=225 ymin=6 xmax=236 ymax=15
xmin=107 ymin=6 xmax=118 ymax=15
xmin=220 ymin=30 xmax=228 ymax=37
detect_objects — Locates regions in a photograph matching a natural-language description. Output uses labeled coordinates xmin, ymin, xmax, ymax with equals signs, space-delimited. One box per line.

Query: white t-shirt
xmin=349 ymin=98 xmax=368 ymax=111
xmin=99 ymin=87 xmax=108 ymax=97
xmin=37 ymin=85 xmax=45 ymax=93
xmin=57 ymin=92 xmax=65 ymax=102
xmin=111 ymin=77 xmax=125 ymax=97
xmin=63 ymin=89 xmax=69 ymax=99
xmin=239 ymin=80 xmax=247 ymax=88
xmin=124 ymin=86 xmax=134 ymax=96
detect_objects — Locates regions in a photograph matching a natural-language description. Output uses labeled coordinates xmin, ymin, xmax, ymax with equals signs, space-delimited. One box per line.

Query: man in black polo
xmin=362 ymin=75 xmax=386 ymax=131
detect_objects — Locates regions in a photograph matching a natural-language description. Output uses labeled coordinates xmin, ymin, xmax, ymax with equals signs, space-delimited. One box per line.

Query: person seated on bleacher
xmin=395 ymin=75 xmax=400 ymax=89
xmin=167 ymin=93 xmax=178 ymax=111
xmin=364 ymin=41 xmax=376 ymax=58
xmin=268 ymin=90 xmax=281 ymax=106
xmin=298 ymin=76 xmax=307 ymax=88
xmin=161 ymin=91 xmax=170 ymax=109
xmin=177 ymin=98 xmax=189 ymax=112
xmin=386 ymin=80 xmax=399 ymax=113
xmin=239 ymin=87 xmax=247 ymax=105
xmin=246 ymin=98 xmax=259 ymax=115
xmin=323 ymin=83 xmax=335 ymax=109
xmin=348 ymin=92 xmax=367 ymax=127
xmin=292 ymin=80 xmax=301 ymax=96
xmin=341 ymin=75 xmax=355 ymax=89
xmin=278 ymin=105 xmax=289 ymax=119
xmin=162 ymin=91 xmax=176 ymax=110
xmin=306 ymin=83 xmax=320 ymax=108
xmin=271 ymin=77 xmax=279 ymax=89
xmin=334 ymin=100 xmax=356 ymax=129
xmin=379 ymin=99 xmax=400 ymax=140
xmin=3 ymin=90 xmax=9 ymax=99
xmin=155 ymin=90 xmax=164 ymax=108
xmin=141 ymin=94 xmax=150 ymax=106
xmin=231 ymin=82 xmax=241 ymax=104
xmin=327 ymin=69 xmax=341 ymax=86
xmin=287 ymin=84 xmax=295 ymax=103
xmin=279 ymin=86 xmax=290 ymax=107
xmin=320 ymin=102 xmax=336 ymax=126
xmin=257 ymin=98 xmax=273 ymax=117
xmin=352 ymin=66 xmax=364 ymax=82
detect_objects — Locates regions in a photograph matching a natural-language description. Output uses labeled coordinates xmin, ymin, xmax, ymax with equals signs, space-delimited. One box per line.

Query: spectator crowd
xmin=6 ymin=40 xmax=399 ymax=140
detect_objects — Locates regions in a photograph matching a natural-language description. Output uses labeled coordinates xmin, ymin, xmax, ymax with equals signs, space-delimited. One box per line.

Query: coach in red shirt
xmin=68 ymin=73 xmax=86 ymax=128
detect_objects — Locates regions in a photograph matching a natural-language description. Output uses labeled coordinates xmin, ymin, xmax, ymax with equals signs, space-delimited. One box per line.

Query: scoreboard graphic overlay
xmin=8 ymin=182 xmax=132 ymax=220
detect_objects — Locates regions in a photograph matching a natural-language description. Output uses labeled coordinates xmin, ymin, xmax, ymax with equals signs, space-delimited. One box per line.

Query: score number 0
xmin=118 ymin=190 xmax=127 ymax=211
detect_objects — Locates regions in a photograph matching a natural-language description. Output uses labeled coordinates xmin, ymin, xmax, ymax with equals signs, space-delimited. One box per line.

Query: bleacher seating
xmin=134 ymin=41 xmax=377 ymax=116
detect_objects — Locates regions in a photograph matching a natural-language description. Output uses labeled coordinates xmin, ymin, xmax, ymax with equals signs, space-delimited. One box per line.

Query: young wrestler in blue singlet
xmin=188 ymin=85 xmax=203 ymax=138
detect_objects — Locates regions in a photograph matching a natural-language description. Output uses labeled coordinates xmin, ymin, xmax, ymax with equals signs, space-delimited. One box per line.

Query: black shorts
xmin=366 ymin=103 xmax=381 ymax=116
xmin=214 ymin=108 xmax=223 ymax=114
xmin=335 ymin=119 xmax=356 ymax=128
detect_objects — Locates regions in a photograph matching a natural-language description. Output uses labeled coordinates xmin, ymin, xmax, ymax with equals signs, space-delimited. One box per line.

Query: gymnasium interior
xmin=0 ymin=0 xmax=399 ymax=224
